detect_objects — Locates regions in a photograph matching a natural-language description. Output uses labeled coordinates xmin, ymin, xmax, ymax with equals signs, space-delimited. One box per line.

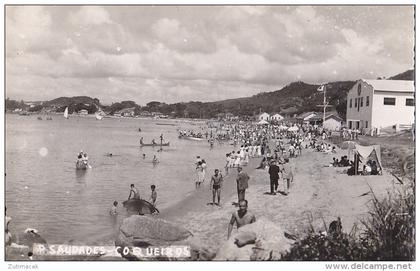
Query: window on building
xmin=366 ymin=121 xmax=368 ymax=128
xmin=349 ymin=121 xmax=352 ymax=129
xmin=383 ymin=97 xmax=396 ymax=105
xmin=366 ymin=96 xmax=369 ymax=106
xmin=360 ymin=97 xmax=364 ymax=107
xmin=357 ymin=98 xmax=360 ymax=111
xmin=349 ymin=98 xmax=352 ymax=108
xmin=406 ymin=98 xmax=414 ymax=106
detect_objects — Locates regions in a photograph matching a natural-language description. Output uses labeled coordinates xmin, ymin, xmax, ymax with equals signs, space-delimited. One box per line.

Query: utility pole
xmin=316 ymin=84 xmax=332 ymax=128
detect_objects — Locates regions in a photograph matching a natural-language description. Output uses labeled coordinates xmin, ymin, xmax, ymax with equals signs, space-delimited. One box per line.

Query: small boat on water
xmin=19 ymin=111 xmax=30 ymax=116
xmin=123 ymin=199 xmax=159 ymax=214
xmin=64 ymin=107 xmax=69 ymax=119
xmin=76 ymin=160 xmax=89 ymax=170
xmin=95 ymin=112 xmax=103 ymax=120
xmin=95 ymin=109 xmax=105 ymax=120
xmin=140 ymin=142 xmax=170 ymax=147
xmin=156 ymin=123 xmax=176 ymax=126
xmin=37 ymin=116 xmax=42 ymax=120
xmin=178 ymin=135 xmax=206 ymax=141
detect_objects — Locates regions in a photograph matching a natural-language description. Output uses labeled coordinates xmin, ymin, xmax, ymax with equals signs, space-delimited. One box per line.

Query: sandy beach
xmin=161 ymin=142 xmax=398 ymax=253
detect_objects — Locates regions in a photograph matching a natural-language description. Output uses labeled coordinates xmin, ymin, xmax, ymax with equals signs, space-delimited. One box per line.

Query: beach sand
xmin=160 ymin=144 xmax=398 ymax=253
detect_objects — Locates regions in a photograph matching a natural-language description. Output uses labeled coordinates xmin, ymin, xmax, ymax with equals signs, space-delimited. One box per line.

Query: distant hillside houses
xmin=258 ymin=112 xmax=270 ymax=121
xmin=78 ymin=109 xmax=88 ymax=115
xmin=115 ymin=107 xmax=135 ymax=117
xmin=296 ymin=112 xmax=317 ymax=124
xmin=270 ymin=113 xmax=284 ymax=121
xmin=346 ymin=79 xmax=414 ymax=135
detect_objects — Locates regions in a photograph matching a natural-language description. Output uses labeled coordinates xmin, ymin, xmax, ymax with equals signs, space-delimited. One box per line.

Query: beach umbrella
xmin=123 ymin=199 xmax=159 ymax=214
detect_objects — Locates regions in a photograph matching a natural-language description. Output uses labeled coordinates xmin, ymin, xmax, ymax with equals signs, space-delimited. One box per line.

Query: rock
xmin=214 ymin=217 xmax=293 ymax=261
xmin=115 ymin=215 xmax=193 ymax=254
xmin=234 ymin=231 xmax=257 ymax=248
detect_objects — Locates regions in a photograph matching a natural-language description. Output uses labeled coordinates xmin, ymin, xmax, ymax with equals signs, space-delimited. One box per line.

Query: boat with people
xmin=76 ymin=160 xmax=89 ymax=170
xmin=140 ymin=142 xmax=170 ymax=147
xmin=76 ymin=150 xmax=90 ymax=170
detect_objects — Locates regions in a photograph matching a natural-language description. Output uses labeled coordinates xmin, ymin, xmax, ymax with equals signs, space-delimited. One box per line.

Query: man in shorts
xmin=210 ymin=169 xmax=223 ymax=205
xmin=227 ymin=200 xmax=256 ymax=239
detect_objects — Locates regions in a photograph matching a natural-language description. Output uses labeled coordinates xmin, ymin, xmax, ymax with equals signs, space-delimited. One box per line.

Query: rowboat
xmin=140 ymin=142 xmax=170 ymax=147
xmin=178 ymin=135 xmax=206 ymax=141
xmin=76 ymin=160 xmax=89 ymax=170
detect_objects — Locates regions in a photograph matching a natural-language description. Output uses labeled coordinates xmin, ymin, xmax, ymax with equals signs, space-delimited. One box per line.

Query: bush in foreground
xmin=283 ymin=185 xmax=415 ymax=261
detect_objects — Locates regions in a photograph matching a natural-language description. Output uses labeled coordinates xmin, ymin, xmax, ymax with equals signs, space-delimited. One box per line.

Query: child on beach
xmin=150 ymin=185 xmax=157 ymax=207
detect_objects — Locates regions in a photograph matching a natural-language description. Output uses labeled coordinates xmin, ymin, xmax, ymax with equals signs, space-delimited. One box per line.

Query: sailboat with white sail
xmin=63 ymin=107 xmax=69 ymax=119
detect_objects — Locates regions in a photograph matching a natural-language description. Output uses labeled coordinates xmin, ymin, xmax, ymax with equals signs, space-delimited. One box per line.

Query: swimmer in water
xmin=152 ymin=155 xmax=159 ymax=163
xmin=143 ymin=153 xmax=146 ymax=159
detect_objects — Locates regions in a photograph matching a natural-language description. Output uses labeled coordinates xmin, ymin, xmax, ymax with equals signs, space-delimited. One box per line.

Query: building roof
xmin=325 ymin=114 xmax=343 ymax=122
xmin=296 ymin=111 xmax=316 ymax=119
xmin=362 ymin=79 xmax=414 ymax=93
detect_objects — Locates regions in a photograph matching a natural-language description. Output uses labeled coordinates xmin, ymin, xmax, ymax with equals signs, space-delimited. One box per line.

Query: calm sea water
xmin=5 ymin=114 xmax=231 ymax=244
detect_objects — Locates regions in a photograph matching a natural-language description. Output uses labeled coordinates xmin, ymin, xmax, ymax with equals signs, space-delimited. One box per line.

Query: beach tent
xmin=287 ymin=126 xmax=299 ymax=132
xmin=353 ymin=144 xmax=382 ymax=175
xmin=257 ymin=119 xmax=269 ymax=125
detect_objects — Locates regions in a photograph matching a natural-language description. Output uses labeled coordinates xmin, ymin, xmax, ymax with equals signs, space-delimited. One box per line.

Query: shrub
xmin=359 ymin=185 xmax=415 ymax=260
xmin=282 ymin=184 xmax=415 ymax=261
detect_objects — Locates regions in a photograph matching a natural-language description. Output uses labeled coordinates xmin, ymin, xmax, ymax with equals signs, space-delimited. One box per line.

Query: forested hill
xmin=6 ymin=69 xmax=413 ymax=120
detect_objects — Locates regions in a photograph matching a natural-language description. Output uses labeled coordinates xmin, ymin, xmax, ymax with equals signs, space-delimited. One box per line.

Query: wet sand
xmin=159 ymin=143 xmax=398 ymax=252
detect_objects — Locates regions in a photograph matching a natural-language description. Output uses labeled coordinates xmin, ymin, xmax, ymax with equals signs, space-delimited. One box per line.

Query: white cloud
xmin=69 ymin=6 xmax=112 ymax=26
xmin=5 ymin=6 xmax=415 ymax=104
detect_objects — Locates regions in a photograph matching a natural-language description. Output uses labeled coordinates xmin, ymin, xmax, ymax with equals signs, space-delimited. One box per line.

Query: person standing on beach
xmin=227 ymin=200 xmax=256 ymax=239
xmin=196 ymin=161 xmax=204 ymax=188
xmin=268 ymin=160 xmax=280 ymax=194
xmin=210 ymin=169 xmax=223 ymax=205
xmin=150 ymin=185 xmax=157 ymax=207
xmin=236 ymin=167 xmax=249 ymax=203
xmin=280 ymin=158 xmax=293 ymax=195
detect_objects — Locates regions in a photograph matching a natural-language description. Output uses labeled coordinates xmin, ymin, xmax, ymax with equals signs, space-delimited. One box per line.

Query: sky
xmin=5 ymin=5 xmax=415 ymax=105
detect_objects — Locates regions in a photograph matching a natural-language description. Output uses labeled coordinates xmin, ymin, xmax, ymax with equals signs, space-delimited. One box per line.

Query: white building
xmin=270 ymin=113 xmax=284 ymax=121
xmin=346 ymin=79 xmax=414 ymax=133
xmin=258 ymin=112 xmax=270 ymax=121
xmin=78 ymin=109 xmax=88 ymax=115
xmin=323 ymin=114 xmax=343 ymax=131
xmin=296 ymin=112 xmax=317 ymax=124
